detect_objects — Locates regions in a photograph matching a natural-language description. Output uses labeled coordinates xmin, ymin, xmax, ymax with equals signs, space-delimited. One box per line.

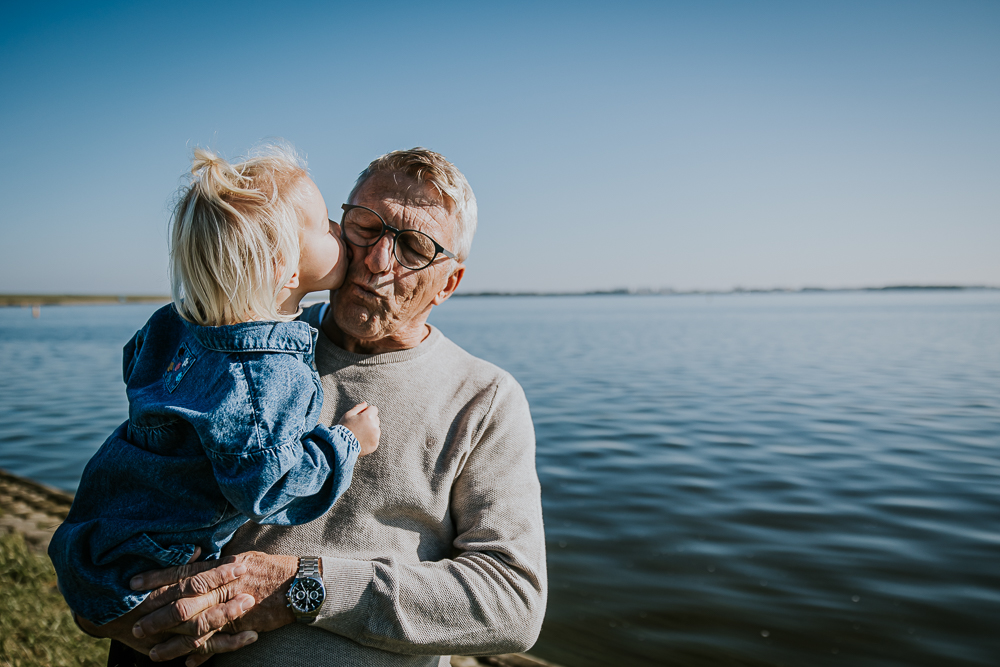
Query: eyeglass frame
xmin=339 ymin=203 xmax=457 ymax=270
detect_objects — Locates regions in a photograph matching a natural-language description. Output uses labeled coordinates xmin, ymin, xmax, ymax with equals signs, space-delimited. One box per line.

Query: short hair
xmin=348 ymin=148 xmax=477 ymax=263
xmin=169 ymin=143 xmax=308 ymax=326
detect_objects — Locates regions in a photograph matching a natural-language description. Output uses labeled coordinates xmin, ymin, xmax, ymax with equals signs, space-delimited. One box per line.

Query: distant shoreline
xmin=0 ymin=294 xmax=171 ymax=307
xmin=451 ymin=285 xmax=998 ymax=298
xmin=1 ymin=285 xmax=997 ymax=307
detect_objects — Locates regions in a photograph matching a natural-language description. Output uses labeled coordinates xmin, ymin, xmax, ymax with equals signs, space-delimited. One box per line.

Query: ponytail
xmin=169 ymin=143 xmax=308 ymax=326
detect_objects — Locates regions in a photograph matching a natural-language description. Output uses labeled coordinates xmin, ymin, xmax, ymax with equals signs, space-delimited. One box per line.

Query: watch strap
xmin=298 ymin=556 xmax=322 ymax=579
xmin=292 ymin=556 xmax=324 ymax=624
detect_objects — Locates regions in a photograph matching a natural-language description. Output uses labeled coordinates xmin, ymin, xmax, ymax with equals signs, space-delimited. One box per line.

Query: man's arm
xmin=313 ymin=375 xmax=546 ymax=655
xmin=135 ymin=374 xmax=546 ymax=660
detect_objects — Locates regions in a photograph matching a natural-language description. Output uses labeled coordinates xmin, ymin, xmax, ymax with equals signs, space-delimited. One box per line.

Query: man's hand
xmin=128 ymin=551 xmax=298 ymax=664
xmin=76 ymin=555 xmax=259 ymax=664
xmin=339 ymin=402 xmax=380 ymax=455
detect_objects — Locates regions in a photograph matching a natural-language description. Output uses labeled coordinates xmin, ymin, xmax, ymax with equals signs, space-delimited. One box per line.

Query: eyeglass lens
xmin=342 ymin=207 xmax=438 ymax=269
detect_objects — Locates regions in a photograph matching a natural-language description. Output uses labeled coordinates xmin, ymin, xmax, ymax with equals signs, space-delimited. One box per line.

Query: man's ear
xmin=283 ymin=271 xmax=300 ymax=290
xmin=432 ymin=264 xmax=465 ymax=306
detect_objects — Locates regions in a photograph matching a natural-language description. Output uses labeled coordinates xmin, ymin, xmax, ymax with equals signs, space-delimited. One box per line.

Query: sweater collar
xmin=317 ymin=324 xmax=443 ymax=367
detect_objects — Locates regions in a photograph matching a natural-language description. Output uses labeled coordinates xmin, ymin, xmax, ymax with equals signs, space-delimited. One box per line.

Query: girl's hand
xmin=339 ymin=402 xmax=380 ymax=456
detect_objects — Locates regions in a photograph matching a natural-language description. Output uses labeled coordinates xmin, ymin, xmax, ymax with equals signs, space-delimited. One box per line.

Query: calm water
xmin=1 ymin=292 xmax=999 ymax=666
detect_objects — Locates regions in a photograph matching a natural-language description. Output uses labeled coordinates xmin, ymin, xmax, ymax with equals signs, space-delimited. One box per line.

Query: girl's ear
xmin=283 ymin=271 xmax=300 ymax=290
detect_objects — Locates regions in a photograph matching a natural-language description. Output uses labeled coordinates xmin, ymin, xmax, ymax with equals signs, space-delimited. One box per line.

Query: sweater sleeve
xmin=311 ymin=375 xmax=548 ymax=655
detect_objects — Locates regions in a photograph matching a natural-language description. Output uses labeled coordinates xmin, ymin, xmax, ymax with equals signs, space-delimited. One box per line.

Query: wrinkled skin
xmin=329 ymin=171 xmax=465 ymax=354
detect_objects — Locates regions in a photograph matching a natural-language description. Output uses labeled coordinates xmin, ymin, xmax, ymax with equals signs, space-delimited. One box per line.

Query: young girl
xmin=48 ymin=144 xmax=379 ymax=626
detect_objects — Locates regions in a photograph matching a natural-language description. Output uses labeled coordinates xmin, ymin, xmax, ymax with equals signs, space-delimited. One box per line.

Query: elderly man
xmin=91 ymin=148 xmax=547 ymax=667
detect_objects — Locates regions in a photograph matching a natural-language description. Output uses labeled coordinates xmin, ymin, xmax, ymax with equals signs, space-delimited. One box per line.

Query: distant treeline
xmin=451 ymin=285 xmax=997 ymax=298
xmin=0 ymin=295 xmax=170 ymax=307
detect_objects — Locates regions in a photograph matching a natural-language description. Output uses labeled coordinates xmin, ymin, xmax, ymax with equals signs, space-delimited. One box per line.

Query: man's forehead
xmin=354 ymin=172 xmax=449 ymax=213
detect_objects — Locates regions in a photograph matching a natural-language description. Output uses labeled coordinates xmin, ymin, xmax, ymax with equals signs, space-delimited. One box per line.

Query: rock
xmin=0 ymin=469 xmax=76 ymax=553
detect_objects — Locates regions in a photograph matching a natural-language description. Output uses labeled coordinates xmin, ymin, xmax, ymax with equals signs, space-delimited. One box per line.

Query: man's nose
xmin=365 ymin=234 xmax=395 ymax=274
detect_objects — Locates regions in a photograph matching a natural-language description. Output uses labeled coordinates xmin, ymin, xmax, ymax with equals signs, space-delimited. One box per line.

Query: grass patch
xmin=0 ymin=531 xmax=109 ymax=666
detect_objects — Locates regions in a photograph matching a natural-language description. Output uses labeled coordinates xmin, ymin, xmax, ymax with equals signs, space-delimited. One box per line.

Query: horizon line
xmin=452 ymin=284 xmax=1000 ymax=297
xmin=2 ymin=284 xmax=998 ymax=307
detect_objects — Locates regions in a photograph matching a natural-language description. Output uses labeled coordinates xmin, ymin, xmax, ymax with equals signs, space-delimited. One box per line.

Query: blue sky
xmin=1 ymin=0 xmax=997 ymax=294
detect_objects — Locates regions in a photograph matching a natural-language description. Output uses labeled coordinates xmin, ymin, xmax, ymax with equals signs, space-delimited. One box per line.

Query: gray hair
xmin=348 ymin=148 xmax=477 ymax=263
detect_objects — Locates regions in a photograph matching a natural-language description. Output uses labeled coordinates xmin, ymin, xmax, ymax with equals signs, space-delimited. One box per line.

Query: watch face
xmin=288 ymin=577 xmax=325 ymax=613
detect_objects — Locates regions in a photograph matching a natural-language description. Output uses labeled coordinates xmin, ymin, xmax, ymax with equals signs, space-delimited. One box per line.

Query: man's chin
xmin=333 ymin=297 xmax=386 ymax=337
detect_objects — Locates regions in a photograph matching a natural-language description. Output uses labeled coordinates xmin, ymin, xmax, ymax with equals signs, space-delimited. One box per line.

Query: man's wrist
xmin=286 ymin=557 xmax=326 ymax=624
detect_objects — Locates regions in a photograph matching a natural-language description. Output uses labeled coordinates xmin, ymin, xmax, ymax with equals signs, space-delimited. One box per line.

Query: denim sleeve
xmin=122 ymin=326 xmax=145 ymax=384
xmin=204 ymin=353 xmax=361 ymax=525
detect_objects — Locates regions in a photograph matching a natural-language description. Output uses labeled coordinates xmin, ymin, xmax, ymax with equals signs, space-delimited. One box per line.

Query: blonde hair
xmin=348 ymin=148 xmax=477 ymax=262
xmin=170 ymin=143 xmax=308 ymax=326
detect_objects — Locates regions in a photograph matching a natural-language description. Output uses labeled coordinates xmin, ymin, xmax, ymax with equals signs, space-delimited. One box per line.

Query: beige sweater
xmin=215 ymin=306 xmax=547 ymax=667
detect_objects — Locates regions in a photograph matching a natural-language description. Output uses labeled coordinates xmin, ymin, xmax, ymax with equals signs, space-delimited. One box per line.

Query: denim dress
xmin=48 ymin=304 xmax=360 ymax=625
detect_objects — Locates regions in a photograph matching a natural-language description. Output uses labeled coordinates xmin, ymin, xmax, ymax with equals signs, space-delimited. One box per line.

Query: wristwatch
xmin=285 ymin=556 xmax=325 ymax=624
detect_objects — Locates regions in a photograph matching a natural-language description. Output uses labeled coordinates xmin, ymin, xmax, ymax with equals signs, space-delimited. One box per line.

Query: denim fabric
xmin=49 ymin=304 xmax=360 ymax=625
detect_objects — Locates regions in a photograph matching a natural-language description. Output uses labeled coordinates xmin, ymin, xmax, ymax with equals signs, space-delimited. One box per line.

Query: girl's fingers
xmin=343 ymin=402 xmax=369 ymax=416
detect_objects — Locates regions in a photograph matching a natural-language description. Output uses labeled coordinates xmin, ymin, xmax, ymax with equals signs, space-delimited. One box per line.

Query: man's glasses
xmin=340 ymin=204 xmax=456 ymax=270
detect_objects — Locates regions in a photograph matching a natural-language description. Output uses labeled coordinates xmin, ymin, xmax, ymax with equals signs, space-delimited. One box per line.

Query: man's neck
xmin=321 ymin=311 xmax=431 ymax=355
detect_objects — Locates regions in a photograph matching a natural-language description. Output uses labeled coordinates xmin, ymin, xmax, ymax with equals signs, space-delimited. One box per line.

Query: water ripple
xmin=431 ymin=291 xmax=1000 ymax=666
xmin=2 ymin=293 xmax=999 ymax=665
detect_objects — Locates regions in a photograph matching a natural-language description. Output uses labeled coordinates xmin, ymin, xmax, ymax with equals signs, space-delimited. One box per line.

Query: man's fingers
xmin=135 ymin=560 xmax=246 ymax=622
xmin=131 ymin=555 xmax=242 ymax=591
xmin=202 ymin=630 xmax=258 ymax=655
xmin=134 ymin=581 xmax=240 ymax=638
xmin=149 ymin=630 xmax=258 ymax=665
xmin=131 ymin=560 xmax=247 ymax=638
xmin=185 ymin=654 xmax=213 ymax=667
xmin=183 ymin=631 xmax=259 ymax=666
xmin=169 ymin=594 xmax=255 ymax=637
xmin=147 ymin=631 xmax=212 ymax=662
xmin=177 ymin=562 xmax=247 ymax=598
